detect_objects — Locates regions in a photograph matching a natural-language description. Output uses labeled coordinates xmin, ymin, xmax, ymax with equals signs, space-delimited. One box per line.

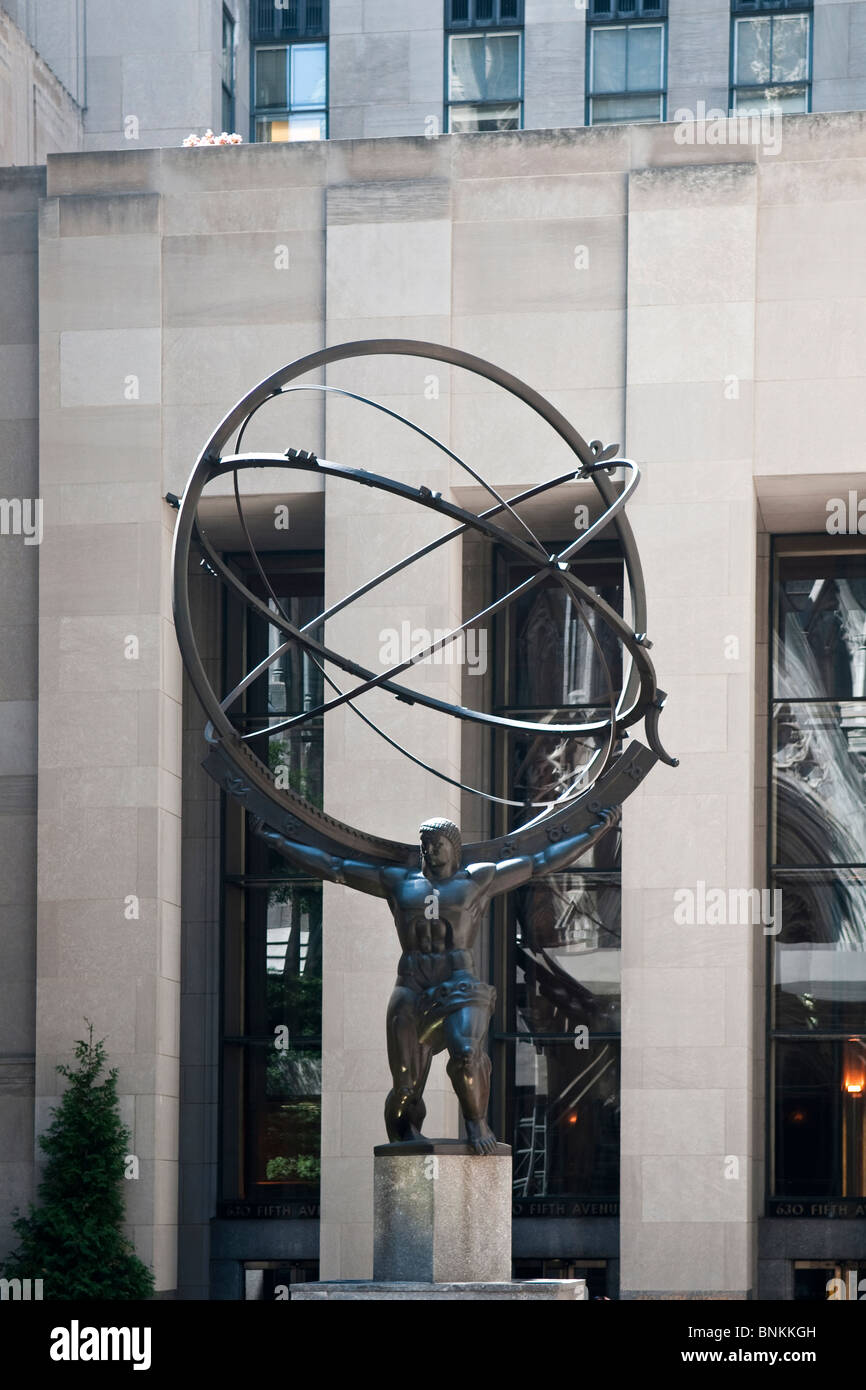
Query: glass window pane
xmin=449 ymin=103 xmax=520 ymax=133
xmin=774 ymin=1041 xmax=841 ymax=1198
xmin=511 ymin=1038 xmax=620 ymax=1201
xmin=774 ymin=558 xmax=866 ymax=701
xmin=291 ymin=42 xmax=327 ymax=108
xmin=626 ymin=24 xmax=662 ymax=92
xmin=506 ymin=562 xmax=624 ymax=709
xmin=591 ymin=93 xmax=661 ymax=124
xmin=736 ymin=17 xmax=771 ymax=87
xmin=450 ymin=34 xmax=520 ymax=103
xmin=482 ymin=34 xmax=520 ymax=101
xmin=513 ymin=875 xmax=621 ymax=1034
xmin=592 ymin=28 xmax=626 ymax=93
xmin=772 ymin=872 xmax=866 ymax=1031
xmin=772 ymin=704 xmax=866 ymax=866
xmin=734 ymin=87 xmax=807 ymax=115
xmin=256 ymin=48 xmax=288 ymax=108
xmin=774 ymin=1040 xmax=866 ymax=1200
xmin=256 ymin=113 xmax=328 ymax=141
xmin=772 ymin=15 xmax=809 ymax=84
xmin=504 ymin=729 xmax=624 ymax=853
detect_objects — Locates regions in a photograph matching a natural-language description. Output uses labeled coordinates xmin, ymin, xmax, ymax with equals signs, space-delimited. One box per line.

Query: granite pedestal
xmin=373 ymin=1140 xmax=512 ymax=1284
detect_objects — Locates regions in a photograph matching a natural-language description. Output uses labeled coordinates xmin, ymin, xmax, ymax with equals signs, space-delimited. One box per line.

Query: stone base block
xmin=290 ymin=1280 xmax=588 ymax=1301
xmin=372 ymin=1140 xmax=512 ymax=1283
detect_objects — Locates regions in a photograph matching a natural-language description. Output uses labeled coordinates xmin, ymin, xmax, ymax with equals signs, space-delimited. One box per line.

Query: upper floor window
xmin=588 ymin=19 xmax=666 ymax=125
xmin=254 ymin=42 xmax=328 ymax=142
xmin=588 ymin=0 xmax=665 ymax=15
xmin=732 ymin=4 xmax=812 ymax=114
xmin=446 ymin=0 xmax=524 ymax=26
xmin=446 ymin=0 xmax=523 ymax=132
xmin=251 ymin=0 xmax=327 ymax=142
xmin=222 ymin=7 xmax=237 ymax=133
xmin=251 ymin=0 xmax=328 ymax=41
xmin=447 ymin=29 xmax=522 ymax=132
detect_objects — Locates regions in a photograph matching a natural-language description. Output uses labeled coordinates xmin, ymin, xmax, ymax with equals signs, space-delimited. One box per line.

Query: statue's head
xmin=419 ymin=818 xmax=462 ymax=878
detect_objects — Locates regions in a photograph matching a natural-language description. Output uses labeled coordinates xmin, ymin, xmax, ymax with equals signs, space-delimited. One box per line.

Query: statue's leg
xmin=444 ymin=1005 xmax=498 ymax=1155
xmin=405 ymin=1044 xmax=433 ymax=1134
xmin=384 ymin=986 xmax=427 ymax=1141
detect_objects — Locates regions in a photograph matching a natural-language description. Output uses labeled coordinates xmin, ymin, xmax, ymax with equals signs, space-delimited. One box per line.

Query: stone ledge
xmin=290 ymin=1280 xmax=587 ymax=1301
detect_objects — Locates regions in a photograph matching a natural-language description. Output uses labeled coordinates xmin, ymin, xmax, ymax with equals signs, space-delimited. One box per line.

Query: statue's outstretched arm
xmin=530 ymin=807 xmax=620 ymax=879
xmin=249 ymin=816 xmax=386 ymax=897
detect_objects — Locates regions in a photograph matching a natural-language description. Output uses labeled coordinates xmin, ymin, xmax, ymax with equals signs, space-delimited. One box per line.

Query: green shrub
xmin=1 ymin=1025 xmax=155 ymax=1300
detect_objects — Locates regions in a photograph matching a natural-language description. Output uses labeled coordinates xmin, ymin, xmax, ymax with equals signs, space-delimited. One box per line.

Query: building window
xmin=587 ymin=20 xmax=666 ymax=126
xmin=250 ymin=0 xmax=328 ymax=41
xmin=221 ymin=557 xmax=324 ymax=1206
xmin=769 ymin=543 xmax=866 ymax=1206
xmin=588 ymin=0 xmax=666 ymax=16
xmin=222 ymin=7 xmax=237 ymax=133
xmin=251 ymin=0 xmax=328 ymax=142
xmin=253 ymin=42 xmax=327 ymax=142
xmin=732 ymin=5 xmax=811 ymax=114
xmin=446 ymin=0 xmax=523 ymax=132
xmin=491 ymin=546 xmax=624 ymax=1209
xmin=447 ymin=30 xmax=522 ymax=132
xmin=446 ymin=0 xmax=524 ymax=25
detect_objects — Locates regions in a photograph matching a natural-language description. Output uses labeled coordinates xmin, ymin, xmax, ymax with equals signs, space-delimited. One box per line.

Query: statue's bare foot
xmin=465 ymin=1118 xmax=498 ymax=1155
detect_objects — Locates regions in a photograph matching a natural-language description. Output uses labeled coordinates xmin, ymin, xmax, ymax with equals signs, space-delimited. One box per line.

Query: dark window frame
xmin=219 ymin=551 xmax=325 ymax=1208
xmin=222 ymin=5 xmax=237 ymax=133
xmin=446 ymin=0 xmax=524 ymax=28
xmin=588 ymin=0 xmax=667 ymax=17
xmin=250 ymin=0 xmax=329 ymax=41
xmin=732 ymin=0 xmax=811 ymax=12
xmin=490 ymin=541 xmax=625 ymax=1211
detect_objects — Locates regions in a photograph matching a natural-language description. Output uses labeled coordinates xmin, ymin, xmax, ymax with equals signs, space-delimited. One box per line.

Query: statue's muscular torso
xmin=380 ymin=864 xmax=498 ymax=956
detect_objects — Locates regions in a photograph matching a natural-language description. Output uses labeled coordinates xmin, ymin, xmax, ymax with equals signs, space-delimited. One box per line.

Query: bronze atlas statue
xmin=171 ymin=339 xmax=675 ymax=1156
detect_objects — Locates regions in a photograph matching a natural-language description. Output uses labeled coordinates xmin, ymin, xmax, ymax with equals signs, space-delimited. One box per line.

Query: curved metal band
xmin=171 ymin=338 xmax=670 ymax=862
xmin=195 ymin=454 xmax=659 ymax=739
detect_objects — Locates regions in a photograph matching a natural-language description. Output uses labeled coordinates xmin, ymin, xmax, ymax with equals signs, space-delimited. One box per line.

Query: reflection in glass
xmin=291 ymin=43 xmax=327 ymax=108
xmin=591 ymin=93 xmax=663 ymax=124
xmin=736 ymin=17 xmax=771 ymax=86
xmin=247 ymin=882 xmax=322 ymax=1190
xmin=256 ymin=114 xmax=327 ymax=142
xmin=449 ymin=103 xmax=520 ymax=133
xmin=505 ymin=726 xmax=623 ymax=844
xmin=255 ymin=48 xmax=287 ymax=107
xmin=512 ymin=1039 xmax=619 ymax=1198
xmin=449 ymin=34 xmax=521 ymax=103
xmin=513 ymin=875 xmax=621 ymax=1034
xmin=774 ymin=1041 xmax=866 ymax=1198
xmin=510 ymin=575 xmax=623 ymax=710
xmin=773 ymin=873 xmax=866 ymax=1031
xmin=772 ymin=705 xmax=866 ymax=866
xmin=771 ymin=17 xmax=809 ymax=83
xmin=774 ymin=560 xmax=866 ymax=701
xmin=592 ymin=28 xmax=626 ymax=91
xmin=627 ymin=25 xmax=662 ymax=90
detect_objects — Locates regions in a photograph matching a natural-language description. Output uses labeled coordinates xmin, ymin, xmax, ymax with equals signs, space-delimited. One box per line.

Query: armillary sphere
xmin=171 ymin=339 xmax=676 ymax=866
